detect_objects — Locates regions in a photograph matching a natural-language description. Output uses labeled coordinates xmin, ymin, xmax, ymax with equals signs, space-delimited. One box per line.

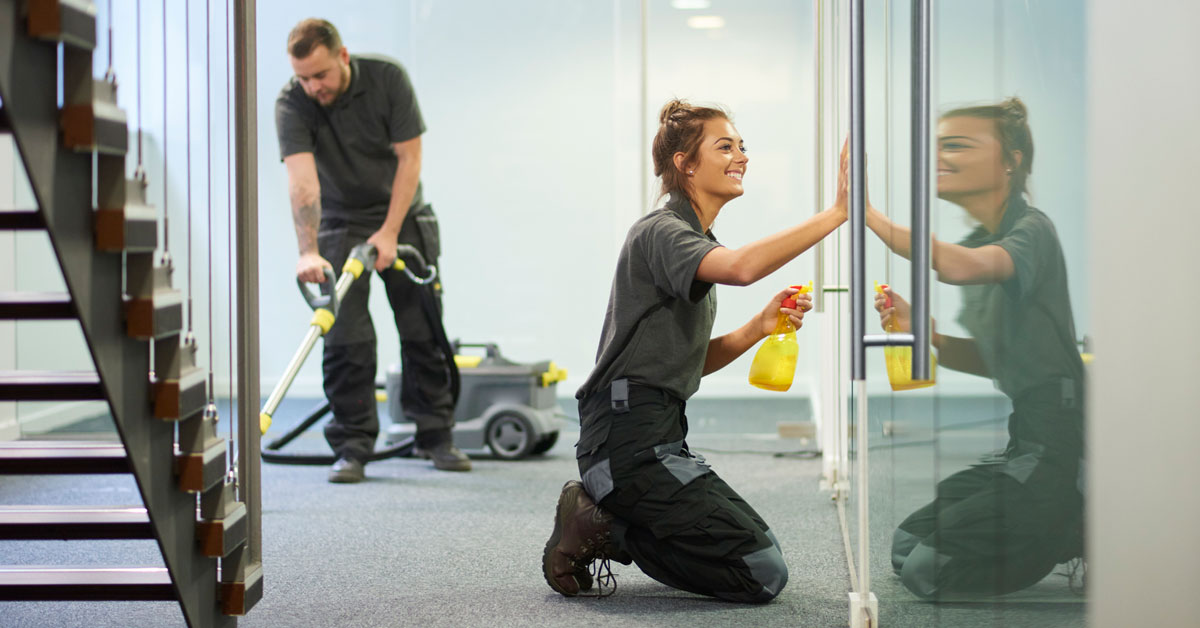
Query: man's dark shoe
xmin=542 ymin=480 xmax=617 ymax=597
xmin=327 ymin=457 xmax=365 ymax=483
xmin=416 ymin=442 xmax=472 ymax=472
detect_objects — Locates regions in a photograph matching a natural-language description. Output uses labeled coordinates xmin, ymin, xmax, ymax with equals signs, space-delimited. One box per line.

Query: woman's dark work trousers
xmin=317 ymin=207 xmax=455 ymax=464
xmin=890 ymin=381 xmax=1085 ymax=600
xmin=576 ymin=382 xmax=788 ymax=603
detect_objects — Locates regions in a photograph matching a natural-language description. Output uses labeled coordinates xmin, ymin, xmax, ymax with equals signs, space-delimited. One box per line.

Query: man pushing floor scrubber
xmin=272 ymin=18 xmax=468 ymax=482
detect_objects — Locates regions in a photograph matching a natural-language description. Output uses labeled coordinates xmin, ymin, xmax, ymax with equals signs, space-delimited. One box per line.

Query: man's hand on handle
xmin=296 ymin=252 xmax=333 ymax=284
xmin=366 ymin=228 xmax=399 ymax=272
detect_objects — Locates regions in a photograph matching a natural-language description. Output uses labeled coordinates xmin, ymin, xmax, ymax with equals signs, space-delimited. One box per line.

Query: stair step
xmin=0 ymin=566 xmax=174 ymax=601
xmin=61 ymin=81 xmax=127 ymax=155
xmin=127 ymin=289 xmax=184 ymax=340
xmin=0 ymin=292 xmax=75 ymax=319
xmin=0 ymin=506 xmax=151 ymax=540
xmin=27 ymin=0 xmax=98 ymax=51
xmin=176 ymin=438 xmax=227 ymax=493
xmin=0 ymin=370 xmax=104 ymax=401
xmin=155 ymin=366 xmax=207 ymax=420
xmin=0 ymin=441 xmax=128 ymax=475
xmin=197 ymin=501 xmax=247 ymax=557
xmin=0 ymin=209 xmax=43 ymax=230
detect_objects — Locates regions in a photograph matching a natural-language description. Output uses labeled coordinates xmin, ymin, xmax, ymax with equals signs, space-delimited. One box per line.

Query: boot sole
xmin=543 ymin=480 xmax=587 ymax=596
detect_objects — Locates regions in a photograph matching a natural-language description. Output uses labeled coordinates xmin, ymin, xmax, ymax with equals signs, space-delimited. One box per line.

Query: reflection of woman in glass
xmin=869 ymin=98 xmax=1085 ymax=599
xmin=541 ymin=100 xmax=848 ymax=601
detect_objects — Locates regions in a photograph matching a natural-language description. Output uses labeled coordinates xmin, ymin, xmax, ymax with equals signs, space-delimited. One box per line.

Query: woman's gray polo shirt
xmin=577 ymin=194 xmax=721 ymax=402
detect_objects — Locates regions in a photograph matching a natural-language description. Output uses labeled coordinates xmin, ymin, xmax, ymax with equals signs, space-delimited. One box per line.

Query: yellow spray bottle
xmin=875 ymin=281 xmax=937 ymax=391
xmin=748 ymin=283 xmax=812 ymax=392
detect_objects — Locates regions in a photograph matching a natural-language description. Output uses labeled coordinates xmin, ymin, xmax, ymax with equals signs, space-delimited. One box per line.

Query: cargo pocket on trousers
xmin=413 ymin=204 xmax=441 ymax=263
xmin=576 ymin=417 xmax=612 ymax=502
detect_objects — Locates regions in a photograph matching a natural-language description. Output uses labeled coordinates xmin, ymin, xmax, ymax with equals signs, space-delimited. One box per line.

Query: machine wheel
xmin=485 ymin=412 xmax=537 ymax=459
xmin=530 ymin=431 xmax=559 ymax=455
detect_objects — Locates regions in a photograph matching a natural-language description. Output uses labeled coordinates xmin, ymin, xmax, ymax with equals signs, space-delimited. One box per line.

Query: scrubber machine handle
xmin=260 ymin=243 xmax=445 ymax=436
xmin=296 ymin=266 xmax=339 ymax=315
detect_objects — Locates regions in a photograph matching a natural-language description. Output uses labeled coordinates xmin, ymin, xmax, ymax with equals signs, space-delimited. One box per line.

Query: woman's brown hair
xmin=652 ymin=99 xmax=731 ymax=201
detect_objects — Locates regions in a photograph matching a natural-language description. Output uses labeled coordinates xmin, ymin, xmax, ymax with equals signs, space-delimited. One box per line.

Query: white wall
xmin=1088 ymin=1 xmax=1200 ymax=625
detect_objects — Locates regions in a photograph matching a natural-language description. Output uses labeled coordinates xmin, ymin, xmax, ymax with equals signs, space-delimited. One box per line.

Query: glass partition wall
xmin=826 ymin=1 xmax=1090 ymax=626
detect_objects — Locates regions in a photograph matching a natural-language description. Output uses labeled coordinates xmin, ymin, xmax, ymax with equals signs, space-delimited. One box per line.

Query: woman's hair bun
xmin=660 ymin=99 xmax=690 ymax=125
xmin=1001 ymin=97 xmax=1028 ymax=123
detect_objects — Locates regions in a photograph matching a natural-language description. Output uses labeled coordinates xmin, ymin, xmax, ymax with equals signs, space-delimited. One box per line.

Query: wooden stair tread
xmin=0 ymin=440 xmax=128 ymax=474
xmin=0 ymin=209 xmax=43 ymax=230
xmin=26 ymin=0 xmax=99 ymax=51
xmin=0 ymin=370 xmax=104 ymax=401
xmin=0 ymin=566 xmax=175 ymax=601
xmin=0 ymin=505 xmax=151 ymax=539
xmin=0 ymin=292 xmax=75 ymax=319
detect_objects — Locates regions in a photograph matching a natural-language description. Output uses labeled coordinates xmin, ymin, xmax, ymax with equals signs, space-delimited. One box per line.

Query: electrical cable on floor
xmin=689 ymin=446 xmax=822 ymax=459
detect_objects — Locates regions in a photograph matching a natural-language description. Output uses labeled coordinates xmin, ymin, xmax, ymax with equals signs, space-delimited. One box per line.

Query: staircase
xmin=0 ymin=1 xmax=260 ymax=625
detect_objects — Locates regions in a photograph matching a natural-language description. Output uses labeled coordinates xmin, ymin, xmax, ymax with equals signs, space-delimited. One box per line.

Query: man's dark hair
xmin=287 ymin=18 xmax=342 ymax=59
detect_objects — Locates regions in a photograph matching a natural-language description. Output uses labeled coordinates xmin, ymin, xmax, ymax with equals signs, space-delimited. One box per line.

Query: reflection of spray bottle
xmin=748 ymin=283 xmax=813 ymax=392
xmin=875 ymin=281 xmax=937 ymax=391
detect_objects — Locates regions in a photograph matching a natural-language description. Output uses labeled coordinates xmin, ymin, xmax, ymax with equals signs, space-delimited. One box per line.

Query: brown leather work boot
xmin=542 ymin=480 xmax=615 ymax=596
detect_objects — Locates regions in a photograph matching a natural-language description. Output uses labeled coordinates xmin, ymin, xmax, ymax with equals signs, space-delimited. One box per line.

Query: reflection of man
xmin=275 ymin=18 xmax=469 ymax=482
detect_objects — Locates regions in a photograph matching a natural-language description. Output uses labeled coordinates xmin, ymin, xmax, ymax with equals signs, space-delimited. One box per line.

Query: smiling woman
xmin=540 ymin=99 xmax=848 ymax=603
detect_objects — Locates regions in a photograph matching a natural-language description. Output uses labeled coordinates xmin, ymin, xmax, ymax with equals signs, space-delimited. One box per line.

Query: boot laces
xmin=581 ymin=557 xmax=617 ymax=598
xmin=571 ymin=534 xmax=618 ymax=598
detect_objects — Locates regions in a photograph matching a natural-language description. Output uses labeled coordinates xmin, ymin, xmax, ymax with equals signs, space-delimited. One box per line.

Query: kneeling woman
xmin=870 ymin=98 xmax=1085 ymax=599
xmin=542 ymin=100 xmax=847 ymax=602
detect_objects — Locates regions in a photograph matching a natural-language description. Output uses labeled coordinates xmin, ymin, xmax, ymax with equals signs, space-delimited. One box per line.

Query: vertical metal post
xmin=814 ymin=0 xmax=825 ymax=313
xmin=850 ymin=0 xmax=866 ymax=382
xmin=910 ymin=0 xmax=932 ymax=379
xmin=233 ymin=0 xmax=260 ymax=566
xmin=849 ymin=0 xmax=875 ymax=613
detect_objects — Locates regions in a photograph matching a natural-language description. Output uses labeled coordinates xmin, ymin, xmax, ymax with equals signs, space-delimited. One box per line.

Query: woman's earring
xmin=688 ymin=170 xmax=694 ymax=175
xmin=1005 ymin=168 xmax=1013 ymax=174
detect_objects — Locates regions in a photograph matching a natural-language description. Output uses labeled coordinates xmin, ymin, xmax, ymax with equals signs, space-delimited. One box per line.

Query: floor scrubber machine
xmin=259 ymin=242 xmax=565 ymax=464
xmin=385 ymin=341 xmax=568 ymax=459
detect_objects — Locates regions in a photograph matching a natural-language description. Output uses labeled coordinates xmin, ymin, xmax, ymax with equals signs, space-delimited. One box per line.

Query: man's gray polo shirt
xmin=578 ymin=194 xmax=721 ymax=402
xmin=275 ymin=54 xmax=425 ymax=227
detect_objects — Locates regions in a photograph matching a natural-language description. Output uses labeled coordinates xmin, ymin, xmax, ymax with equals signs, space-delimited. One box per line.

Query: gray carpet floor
xmin=0 ymin=397 xmax=1087 ymax=627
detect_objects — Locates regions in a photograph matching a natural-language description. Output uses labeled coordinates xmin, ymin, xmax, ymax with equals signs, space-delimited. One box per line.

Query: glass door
xmin=826 ymin=1 xmax=1091 ymax=625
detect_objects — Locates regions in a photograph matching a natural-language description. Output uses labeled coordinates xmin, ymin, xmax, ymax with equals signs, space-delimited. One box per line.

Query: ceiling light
xmin=687 ymin=15 xmax=726 ymax=29
xmin=671 ymin=0 xmax=712 ymax=9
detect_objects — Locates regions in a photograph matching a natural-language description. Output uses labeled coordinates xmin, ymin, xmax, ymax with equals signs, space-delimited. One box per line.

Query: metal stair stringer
xmin=0 ymin=2 xmax=233 ymax=626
